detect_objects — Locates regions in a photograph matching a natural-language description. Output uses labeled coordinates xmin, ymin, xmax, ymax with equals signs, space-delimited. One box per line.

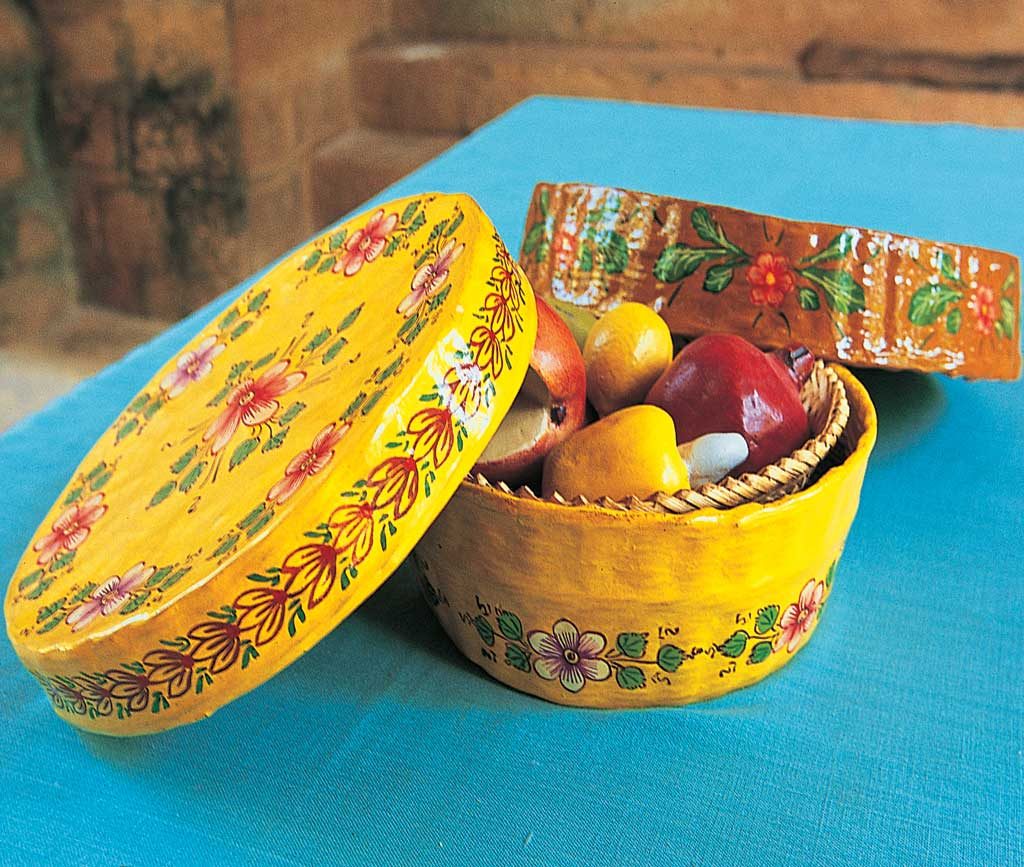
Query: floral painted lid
xmin=4 ymin=193 xmax=537 ymax=735
xmin=520 ymin=183 xmax=1021 ymax=380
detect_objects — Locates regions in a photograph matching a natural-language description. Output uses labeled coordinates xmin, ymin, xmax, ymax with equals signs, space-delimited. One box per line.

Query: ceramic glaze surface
xmin=4 ymin=193 xmax=537 ymax=734
xmin=416 ymin=365 xmax=876 ymax=708
xmin=521 ymin=183 xmax=1021 ymax=380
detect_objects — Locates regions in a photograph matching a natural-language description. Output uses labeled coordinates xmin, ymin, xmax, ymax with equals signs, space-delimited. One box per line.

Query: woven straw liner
xmin=468 ymin=361 xmax=850 ymax=515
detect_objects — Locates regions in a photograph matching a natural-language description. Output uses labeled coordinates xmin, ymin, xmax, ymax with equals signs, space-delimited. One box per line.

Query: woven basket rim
xmin=466 ymin=360 xmax=850 ymax=515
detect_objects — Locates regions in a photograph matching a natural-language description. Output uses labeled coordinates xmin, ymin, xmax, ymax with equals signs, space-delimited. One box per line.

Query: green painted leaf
xmin=227 ymin=361 xmax=250 ymax=381
xmin=37 ymin=615 xmax=64 ymax=634
xmin=497 ymin=611 xmax=523 ymax=641
xmin=505 ymin=643 xmax=531 ymax=672
xmin=361 ymin=388 xmax=386 ymax=415
xmin=251 ymin=352 xmax=275 ymax=370
xmin=142 ymin=398 xmax=164 ymax=420
xmin=616 ymin=632 xmax=647 ymax=659
xmin=229 ymin=438 xmax=260 ymax=469
xmin=231 ymin=321 xmax=252 ymax=340
xmin=328 ymin=228 xmax=348 ymax=250
xmin=748 ymin=641 xmax=773 ymax=664
xmin=117 ymin=419 xmax=139 ymax=442
xmin=523 ymin=223 xmax=545 ymax=256
xmin=691 ymin=206 xmax=727 ymax=246
xmin=908 ymin=284 xmax=962 ymax=326
xmin=720 ymin=630 xmax=748 ymax=658
xmin=323 ymin=337 xmax=348 ymax=364
xmin=120 ymin=591 xmax=150 ymax=616
xmin=344 ymin=392 xmax=367 ymax=418
xmin=238 ymin=504 xmax=266 ymax=530
xmin=279 ymin=402 xmax=306 ymax=425
xmin=179 ymin=461 xmax=205 ymax=493
xmin=304 ymin=327 xmax=331 ymax=352
xmin=338 ymin=304 xmax=364 ymax=332
xmin=146 ymin=566 xmax=173 ymax=588
xmin=219 ymin=308 xmax=239 ymax=329
xmin=69 ymin=582 xmax=98 ymax=603
xmin=210 ymin=535 xmax=239 ymax=559
xmin=149 ymin=480 xmax=176 ymax=507
xmin=376 ymin=356 xmax=403 ymax=383
xmin=657 ymin=644 xmax=684 ymax=672
xmin=578 ymin=243 xmax=593 ymax=272
xmin=755 ymin=605 xmax=779 ymax=635
xmin=999 ymin=297 xmax=1016 ymax=339
xmin=207 ymin=384 xmax=231 ymax=407
xmin=261 ymin=428 xmax=288 ymax=453
xmin=89 ymin=471 xmax=112 ymax=491
xmin=474 ymin=615 xmax=495 ymax=646
xmin=24 ymin=576 xmax=54 ymax=599
xmin=63 ymin=486 xmax=83 ymax=505
xmin=801 ymin=267 xmax=867 ymax=315
xmin=616 ymin=666 xmax=646 ymax=689
xmin=597 ymin=231 xmax=629 ymax=274
xmin=801 ymin=231 xmax=852 ymax=265
xmin=939 ymin=251 xmax=959 ymax=284
xmin=317 ymin=255 xmax=336 ymax=274
xmin=35 ymin=598 xmax=65 ymax=623
xmin=444 ymin=212 xmax=464 ymax=236
xmin=127 ymin=393 xmax=150 ymax=413
xmin=653 ymin=244 xmax=722 ymax=283
xmin=401 ymin=199 xmax=421 ymax=223
xmin=246 ymin=510 xmax=274 ymax=537
xmin=798 ymin=286 xmax=821 ymax=311
xmin=171 ymin=446 xmax=197 ymax=474
xmin=538 ymin=188 xmax=550 ymax=217
xmin=18 ymin=569 xmax=44 ymax=592
xmin=826 ymin=560 xmax=837 ymax=588
xmin=302 ymin=250 xmax=322 ymax=270
xmin=946 ymin=308 xmax=962 ymax=335
xmin=702 ymin=263 xmax=733 ymax=294
xmin=48 ymin=550 xmax=75 ymax=572
xmin=247 ymin=290 xmax=268 ymax=312
xmin=427 ymin=220 xmax=449 ymax=244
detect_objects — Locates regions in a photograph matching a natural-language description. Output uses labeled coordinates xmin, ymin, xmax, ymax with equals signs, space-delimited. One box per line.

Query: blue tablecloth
xmin=2 ymin=98 xmax=1022 ymax=866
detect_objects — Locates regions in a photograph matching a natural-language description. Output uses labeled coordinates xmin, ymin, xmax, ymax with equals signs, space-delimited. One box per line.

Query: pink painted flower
xmin=968 ymin=286 xmax=999 ymax=335
xmin=528 ymin=619 xmax=611 ymax=693
xmin=65 ymin=562 xmax=156 ymax=632
xmin=397 ymin=238 xmax=465 ymax=317
xmin=203 ymin=360 xmax=306 ymax=455
xmin=33 ymin=492 xmax=107 ymax=567
xmin=266 ymin=422 xmax=349 ymax=505
xmin=333 ymin=209 xmax=399 ymax=276
xmin=160 ymin=335 xmax=225 ymax=398
xmin=774 ymin=579 xmax=825 ymax=653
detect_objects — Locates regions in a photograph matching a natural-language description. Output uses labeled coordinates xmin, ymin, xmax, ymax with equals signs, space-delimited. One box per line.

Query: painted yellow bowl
xmin=414 ymin=364 xmax=876 ymax=707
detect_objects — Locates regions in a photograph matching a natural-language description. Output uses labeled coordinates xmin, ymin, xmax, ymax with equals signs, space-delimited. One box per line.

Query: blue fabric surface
xmin=2 ymin=97 xmax=1023 ymax=866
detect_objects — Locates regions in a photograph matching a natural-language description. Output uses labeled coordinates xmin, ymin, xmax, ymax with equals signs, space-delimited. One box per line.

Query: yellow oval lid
xmin=5 ymin=193 xmax=537 ymax=735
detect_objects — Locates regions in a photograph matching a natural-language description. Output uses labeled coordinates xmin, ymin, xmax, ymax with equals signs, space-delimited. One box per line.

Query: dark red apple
xmin=645 ymin=334 xmax=812 ymax=476
xmin=473 ymin=296 xmax=587 ymax=488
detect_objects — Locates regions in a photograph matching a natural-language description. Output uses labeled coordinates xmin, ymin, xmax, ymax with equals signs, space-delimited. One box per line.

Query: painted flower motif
xmin=746 ymin=251 xmax=796 ymax=308
xmin=332 ymin=209 xmax=398 ymax=276
xmin=143 ymin=649 xmax=195 ymax=699
xmin=204 ymin=360 xmax=306 ymax=455
xmin=52 ymin=678 xmax=87 ymax=715
xmin=105 ymin=668 xmax=151 ymax=712
xmin=490 ymin=251 xmax=523 ymax=309
xmin=469 ymin=325 xmax=504 ymax=377
xmin=483 ymin=291 xmax=517 ymax=341
xmin=160 ymin=335 xmax=225 ymax=399
xmin=33 ymin=492 xmax=107 ymax=567
xmin=79 ymin=676 xmax=115 ymax=716
xmin=281 ymin=543 xmax=340 ymax=609
xmin=328 ymin=502 xmax=376 ymax=565
xmin=552 ymin=229 xmax=578 ymax=271
xmin=267 ymin=422 xmax=349 ymax=505
xmin=235 ymin=587 xmax=290 ymax=646
xmin=366 ymin=456 xmax=419 ymax=519
xmin=407 ymin=407 xmax=455 ymax=467
xmin=774 ymin=579 xmax=825 ymax=653
xmin=527 ymin=619 xmax=612 ymax=693
xmin=441 ymin=361 xmax=485 ymax=419
xmin=968 ymin=286 xmax=999 ymax=335
xmin=187 ymin=621 xmax=242 ymax=675
xmin=398 ymin=238 xmax=465 ymax=317
xmin=65 ymin=562 xmax=157 ymax=632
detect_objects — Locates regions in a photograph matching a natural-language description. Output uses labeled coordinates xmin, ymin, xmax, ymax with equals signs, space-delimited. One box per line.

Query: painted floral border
xmin=434 ymin=561 xmax=836 ymax=695
xmin=28 ymin=222 xmax=529 ymax=725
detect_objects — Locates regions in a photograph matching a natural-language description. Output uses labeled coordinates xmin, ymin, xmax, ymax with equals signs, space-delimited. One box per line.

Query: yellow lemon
xmin=583 ymin=302 xmax=673 ymax=416
xmin=541 ymin=405 xmax=689 ymax=501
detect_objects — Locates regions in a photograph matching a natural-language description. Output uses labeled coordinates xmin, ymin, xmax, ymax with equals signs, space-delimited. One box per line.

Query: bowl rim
xmin=456 ymin=363 xmax=877 ymax=527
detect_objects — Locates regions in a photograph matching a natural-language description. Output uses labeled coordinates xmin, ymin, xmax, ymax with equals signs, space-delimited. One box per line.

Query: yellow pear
xmin=541 ymin=405 xmax=689 ymax=501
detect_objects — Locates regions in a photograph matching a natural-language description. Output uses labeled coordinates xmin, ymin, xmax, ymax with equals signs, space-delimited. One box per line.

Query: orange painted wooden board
xmin=519 ymin=182 xmax=1021 ymax=380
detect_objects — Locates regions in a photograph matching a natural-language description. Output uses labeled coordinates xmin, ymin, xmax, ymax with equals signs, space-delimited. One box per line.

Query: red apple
xmin=473 ymin=296 xmax=587 ymax=488
xmin=645 ymin=334 xmax=812 ymax=476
